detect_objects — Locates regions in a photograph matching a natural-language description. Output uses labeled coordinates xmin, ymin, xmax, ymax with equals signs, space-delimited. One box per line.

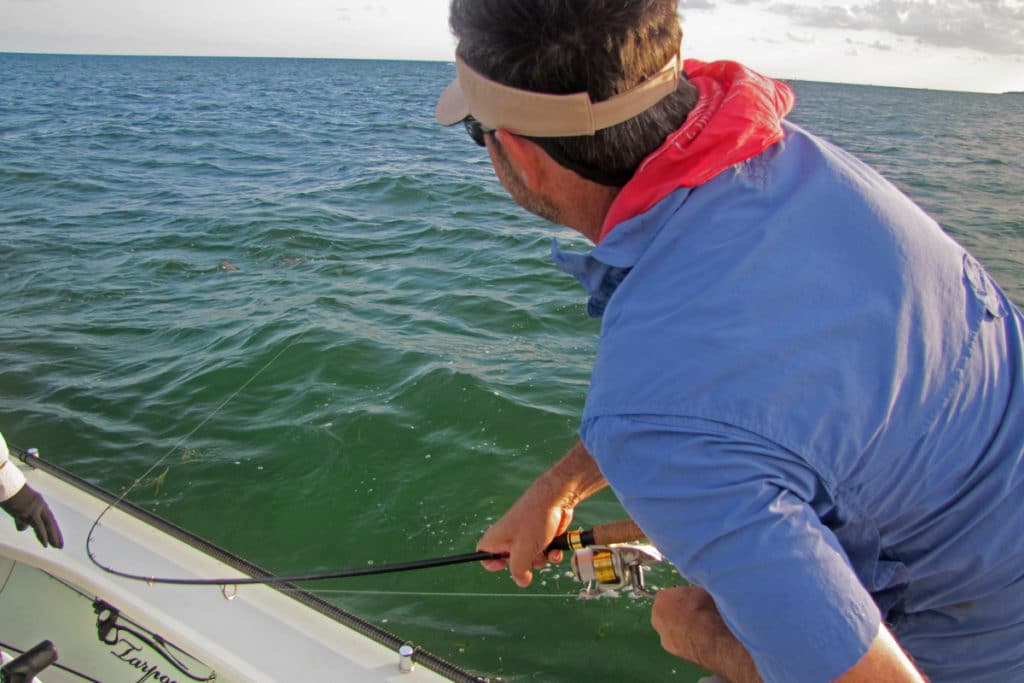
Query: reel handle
xmin=546 ymin=519 xmax=645 ymax=552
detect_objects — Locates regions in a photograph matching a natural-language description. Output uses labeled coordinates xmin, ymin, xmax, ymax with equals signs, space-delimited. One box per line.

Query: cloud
xmin=846 ymin=36 xmax=896 ymax=51
xmin=786 ymin=30 xmax=816 ymax=43
xmin=769 ymin=0 xmax=1024 ymax=56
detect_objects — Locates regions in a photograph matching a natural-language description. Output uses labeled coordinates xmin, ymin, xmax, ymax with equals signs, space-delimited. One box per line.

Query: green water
xmin=1 ymin=54 xmax=1021 ymax=681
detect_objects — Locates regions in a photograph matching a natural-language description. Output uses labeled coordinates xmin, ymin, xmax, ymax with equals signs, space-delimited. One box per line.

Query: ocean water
xmin=0 ymin=53 xmax=1021 ymax=681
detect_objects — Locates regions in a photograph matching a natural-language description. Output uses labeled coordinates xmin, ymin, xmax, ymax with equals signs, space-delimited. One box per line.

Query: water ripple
xmin=0 ymin=55 xmax=1021 ymax=682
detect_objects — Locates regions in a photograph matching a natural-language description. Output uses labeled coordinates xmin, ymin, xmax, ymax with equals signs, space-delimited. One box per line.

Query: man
xmin=435 ymin=1 xmax=1024 ymax=682
xmin=0 ymin=432 xmax=63 ymax=549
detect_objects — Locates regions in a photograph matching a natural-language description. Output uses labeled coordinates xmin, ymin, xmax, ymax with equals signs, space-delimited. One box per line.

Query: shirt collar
xmin=552 ymin=188 xmax=692 ymax=317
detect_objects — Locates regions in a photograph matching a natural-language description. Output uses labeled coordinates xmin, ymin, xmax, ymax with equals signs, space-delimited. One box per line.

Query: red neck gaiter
xmin=599 ymin=60 xmax=796 ymax=242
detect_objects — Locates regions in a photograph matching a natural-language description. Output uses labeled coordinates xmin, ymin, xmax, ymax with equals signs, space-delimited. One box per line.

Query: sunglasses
xmin=463 ymin=116 xmax=495 ymax=147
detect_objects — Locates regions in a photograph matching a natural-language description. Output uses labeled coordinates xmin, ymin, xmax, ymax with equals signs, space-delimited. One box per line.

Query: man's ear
xmin=493 ymin=129 xmax=549 ymax=192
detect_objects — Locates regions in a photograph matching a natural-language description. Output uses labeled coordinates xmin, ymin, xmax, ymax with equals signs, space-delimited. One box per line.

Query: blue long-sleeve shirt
xmin=555 ymin=122 xmax=1024 ymax=682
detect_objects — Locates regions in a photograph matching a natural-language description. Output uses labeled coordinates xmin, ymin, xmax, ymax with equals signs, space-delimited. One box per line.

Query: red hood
xmin=599 ymin=60 xmax=795 ymax=242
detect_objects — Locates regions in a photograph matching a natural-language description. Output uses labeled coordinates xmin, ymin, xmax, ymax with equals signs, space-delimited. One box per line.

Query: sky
xmin=1 ymin=0 xmax=1022 ymax=93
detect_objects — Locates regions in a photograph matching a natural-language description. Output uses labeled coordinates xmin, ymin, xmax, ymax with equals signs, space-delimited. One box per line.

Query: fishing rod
xmin=89 ymin=519 xmax=647 ymax=588
xmin=547 ymin=518 xmax=644 ymax=551
xmin=15 ymin=323 xmax=655 ymax=594
xmin=17 ymin=442 xmax=661 ymax=597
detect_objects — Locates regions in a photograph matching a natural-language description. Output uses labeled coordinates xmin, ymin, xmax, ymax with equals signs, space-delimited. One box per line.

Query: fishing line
xmin=81 ymin=327 xmax=640 ymax=591
xmin=81 ymin=326 xmax=539 ymax=590
xmin=91 ymin=550 xmax=509 ymax=587
xmin=285 ymin=589 xmax=575 ymax=600
xmin=86 ymin=330 xmax=308 ymax=577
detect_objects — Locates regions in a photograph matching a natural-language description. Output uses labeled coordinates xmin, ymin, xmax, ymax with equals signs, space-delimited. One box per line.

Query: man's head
xmin=440 ymin=0 xmax=698 ymax=187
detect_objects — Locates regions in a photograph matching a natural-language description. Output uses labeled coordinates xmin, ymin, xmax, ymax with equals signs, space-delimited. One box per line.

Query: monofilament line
xmin=291 ymin=588 xmax=572 ymax=600
xmin=87 ymin=330 xmax=307 ymax=573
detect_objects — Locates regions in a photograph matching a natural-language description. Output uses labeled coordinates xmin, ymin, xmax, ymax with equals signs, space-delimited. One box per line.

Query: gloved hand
xmin=1 ymin=484 xmax=64 ymax=549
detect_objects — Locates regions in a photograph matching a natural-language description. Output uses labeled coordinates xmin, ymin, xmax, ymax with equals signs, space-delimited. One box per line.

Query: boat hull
xmin=0 ymin=449 xmax=479 ymax=682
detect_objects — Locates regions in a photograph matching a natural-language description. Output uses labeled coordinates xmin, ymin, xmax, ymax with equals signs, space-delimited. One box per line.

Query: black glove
xmin=1 ymin=484 xmax=64 ymax=549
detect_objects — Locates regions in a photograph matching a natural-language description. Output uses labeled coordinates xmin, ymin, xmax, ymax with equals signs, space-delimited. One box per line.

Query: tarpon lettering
xmin=110 ymin=636 xmax=179 ymax=683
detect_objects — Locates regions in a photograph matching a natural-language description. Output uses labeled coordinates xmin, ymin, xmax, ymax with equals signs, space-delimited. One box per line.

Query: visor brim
xmin=434 ymin=52 xmax=681 ymax=138
xmin=436 ymin=78 xmax=470 ymax=126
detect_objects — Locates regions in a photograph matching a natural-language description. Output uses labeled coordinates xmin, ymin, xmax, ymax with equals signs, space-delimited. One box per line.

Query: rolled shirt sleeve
xmin=0 ymin=432 xmax=28 ymax=503
xmin=582 ymin=414 xmax=881 ymax=683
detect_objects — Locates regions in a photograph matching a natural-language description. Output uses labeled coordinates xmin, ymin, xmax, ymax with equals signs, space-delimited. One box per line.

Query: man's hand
xmin=477 ymin=440 xmax=608 ymax=587
xmin=652 ymin=586 xmax=762 ymax=683
xmin=1 ymin=484 xmax=64 ymax=549
xmin=477 ymin=478 xmax=574 ymax=587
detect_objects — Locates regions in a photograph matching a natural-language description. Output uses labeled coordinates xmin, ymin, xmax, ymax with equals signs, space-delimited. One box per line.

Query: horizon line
xmin=1 ymin=49 xmax=1010 ymax=96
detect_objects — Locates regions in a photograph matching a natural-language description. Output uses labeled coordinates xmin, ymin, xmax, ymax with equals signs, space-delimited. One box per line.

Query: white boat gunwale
xmin=1 ymin=444 xmax=488 ymax=683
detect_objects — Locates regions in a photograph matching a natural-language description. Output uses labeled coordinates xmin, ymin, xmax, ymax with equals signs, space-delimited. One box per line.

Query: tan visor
xmin=436 ymin=52 xmax=682 ymax=138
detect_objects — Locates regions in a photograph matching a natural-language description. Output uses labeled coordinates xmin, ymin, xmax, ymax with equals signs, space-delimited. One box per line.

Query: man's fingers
xmin=479 ymin=543 xmax=548 ymax=586
xmin=508 ymin=552 xmax=534 ymax=587
xmin=532 ymin=548 xmax=563 ymax=569
xmin=476 ymin=494 xmax=575 ymax=588
xmin=510 ymin=567 xmax=533 ymax=588
xmin=480 ymin=557 xmax=508 ymax=572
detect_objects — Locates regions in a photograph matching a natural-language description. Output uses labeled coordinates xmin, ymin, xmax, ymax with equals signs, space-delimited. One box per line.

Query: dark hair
xmin=450 ymin=0 xmax=699 ymax=186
